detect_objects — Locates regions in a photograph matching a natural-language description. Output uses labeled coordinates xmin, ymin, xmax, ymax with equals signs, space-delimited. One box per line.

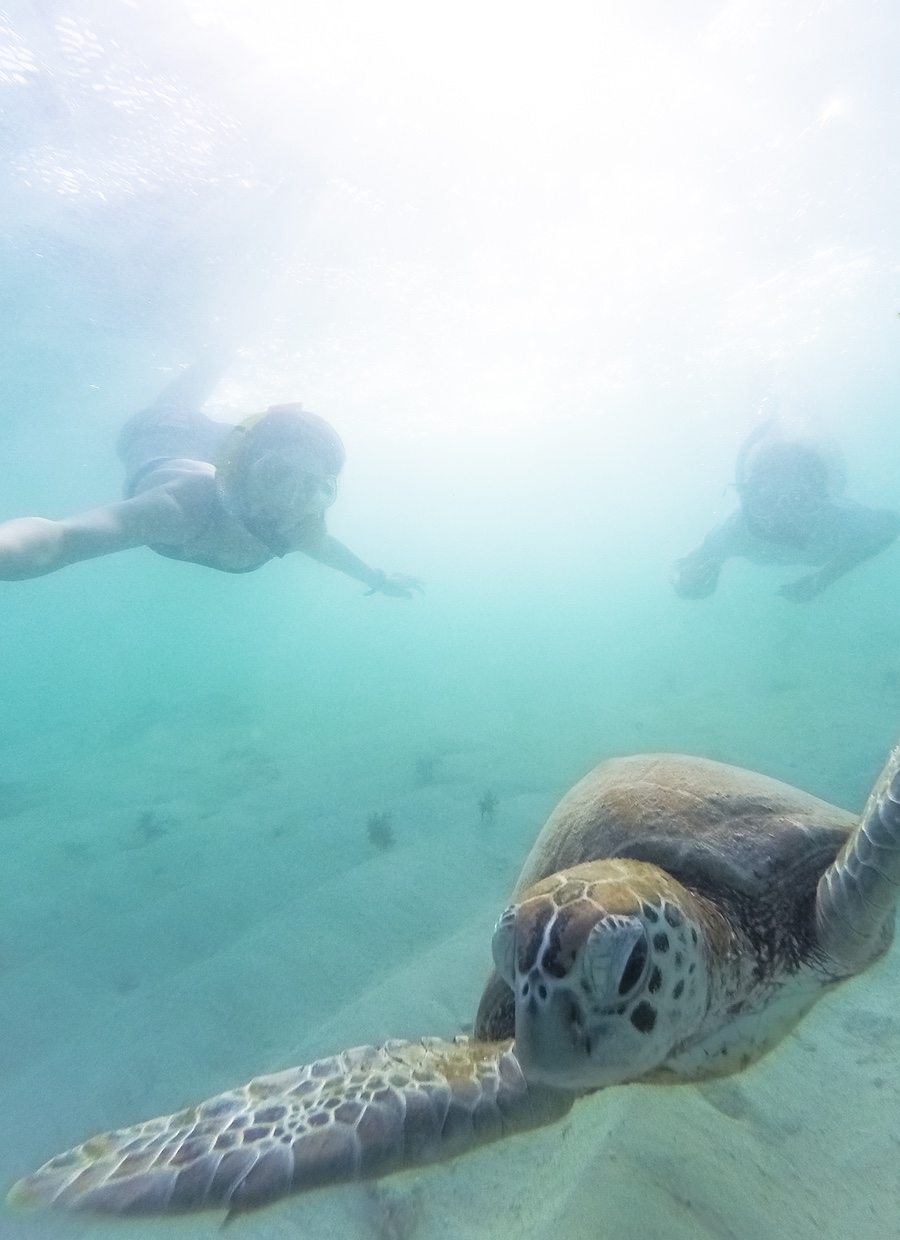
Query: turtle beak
xmin=513 ymin=972 xmax=589 ymax=1087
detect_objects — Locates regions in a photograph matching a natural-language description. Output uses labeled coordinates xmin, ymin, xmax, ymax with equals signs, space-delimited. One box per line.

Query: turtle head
xmin=491 ymin=861 xmax=710 ymax=1091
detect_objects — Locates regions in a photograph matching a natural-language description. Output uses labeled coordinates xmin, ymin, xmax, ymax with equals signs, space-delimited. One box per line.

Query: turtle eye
xmin=617 ymin=934 xmax=649 ymax=994
xmin=584 ymin=917 xmax=649 ymax=1002
xmin=491 ymin=907 xmax=517 ymax=985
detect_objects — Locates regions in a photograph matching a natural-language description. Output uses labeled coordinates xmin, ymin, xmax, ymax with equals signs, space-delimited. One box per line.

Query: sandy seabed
xmin=1 ymin=705 xmax=898 ymax=1240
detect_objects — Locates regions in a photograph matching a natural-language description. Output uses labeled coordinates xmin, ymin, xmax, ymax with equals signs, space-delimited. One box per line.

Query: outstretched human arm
xmin=0 ymin=484 xmax=205 ymax=581
xmin=146 ymin=345 xmax=234 ymax=417
xmin=671 ymin=513 xmax=743 ymax=600
xmin=303 ymin=532 xmax=424 ymax=598
xmin=778 ymin=506 xmax=900 ymax=602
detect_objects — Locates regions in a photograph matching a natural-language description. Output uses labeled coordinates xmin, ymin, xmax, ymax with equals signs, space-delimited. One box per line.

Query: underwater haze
xmin=2 ymin=0 xmax=900 ymax=1236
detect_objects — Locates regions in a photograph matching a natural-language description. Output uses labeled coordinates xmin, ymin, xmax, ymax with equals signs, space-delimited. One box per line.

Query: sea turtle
xmin=9 ymin=742 xmax=900 ymax=1217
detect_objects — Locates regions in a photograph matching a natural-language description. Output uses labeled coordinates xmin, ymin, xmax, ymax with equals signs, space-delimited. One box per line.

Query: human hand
xmin=777 ymin=574 xmax=824 ymax=603
xmin=671 ymin=554 xmax=719 ymax=599
xmin=365 ymin=571 xmax=425 ymax=599
xmin=0 ymin=516 xmax=66 ymax=581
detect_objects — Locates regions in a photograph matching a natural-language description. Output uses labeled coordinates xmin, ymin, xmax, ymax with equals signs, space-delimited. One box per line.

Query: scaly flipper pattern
xmin=817 ymin=742 xmax=900 ymax=970
xmin=8 ymin=1038 xmax=571 ymax=1216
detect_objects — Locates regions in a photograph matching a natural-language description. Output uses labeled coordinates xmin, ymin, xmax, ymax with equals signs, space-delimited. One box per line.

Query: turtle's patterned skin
xmin=9 ymin=746 xmax=900 ymax=1217
xmin=9 ymin=1041 xmax=570 ymax=1216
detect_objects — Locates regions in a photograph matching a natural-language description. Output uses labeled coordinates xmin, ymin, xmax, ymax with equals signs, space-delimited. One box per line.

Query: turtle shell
xmin=475 ymin=754 xmax=855 ymax=1041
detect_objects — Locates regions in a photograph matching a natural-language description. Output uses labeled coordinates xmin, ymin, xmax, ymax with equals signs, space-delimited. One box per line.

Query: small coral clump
xmin=479 ymin=791 xmax=499 ymax=822
xmin=413 ymin=756 xmax=439 ymax=786
xmin=136 ymin=809 xmax=168 ymax=843
xmin=367 ymin=811 xmax=395 ymax=850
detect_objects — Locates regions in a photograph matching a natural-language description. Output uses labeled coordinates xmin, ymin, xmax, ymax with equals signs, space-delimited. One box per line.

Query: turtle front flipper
xmin=817 ymin=741 xmax=900 ymax=971
xmin=7 ymin=1038 xmax=571 ymax=1216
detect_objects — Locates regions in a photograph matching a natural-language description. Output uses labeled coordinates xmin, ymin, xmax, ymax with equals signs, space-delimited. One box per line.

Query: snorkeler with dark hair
xmin=672 ymin=415 xmax=899 ymax=602
xmin=0 ymin=353 xmax=422 ymax=595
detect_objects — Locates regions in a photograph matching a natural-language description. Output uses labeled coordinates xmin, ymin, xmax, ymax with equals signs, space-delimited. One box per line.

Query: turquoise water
xmin=2 ymin=2 xmax=900 ymax=1237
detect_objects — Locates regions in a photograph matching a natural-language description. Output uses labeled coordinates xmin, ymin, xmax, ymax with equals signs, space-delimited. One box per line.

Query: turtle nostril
xmin=565 ymin=995 xmax=582 ymax=1027
xmin=537 ymin=983 xmax=547 ymax=1000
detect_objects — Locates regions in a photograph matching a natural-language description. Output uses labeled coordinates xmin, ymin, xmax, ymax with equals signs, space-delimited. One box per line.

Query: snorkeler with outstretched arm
xmin=0 ymin=353 xmax=422 ymax=595
xmin=672 ymin=416 xmax=900 ymax=602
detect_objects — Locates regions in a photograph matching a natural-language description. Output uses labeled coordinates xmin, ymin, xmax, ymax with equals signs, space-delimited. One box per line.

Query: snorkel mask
xmin=738 ymin=442 xmax=830 ymax=545
xmin=734 ymin=412 xmax=846 ymax=546
xmin=216 ymin=407 xmax=344 ymax=555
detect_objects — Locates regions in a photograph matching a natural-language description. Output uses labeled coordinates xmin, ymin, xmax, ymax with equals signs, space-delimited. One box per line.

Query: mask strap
xmin=215 ymin=412 xmax=268 ymax=489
